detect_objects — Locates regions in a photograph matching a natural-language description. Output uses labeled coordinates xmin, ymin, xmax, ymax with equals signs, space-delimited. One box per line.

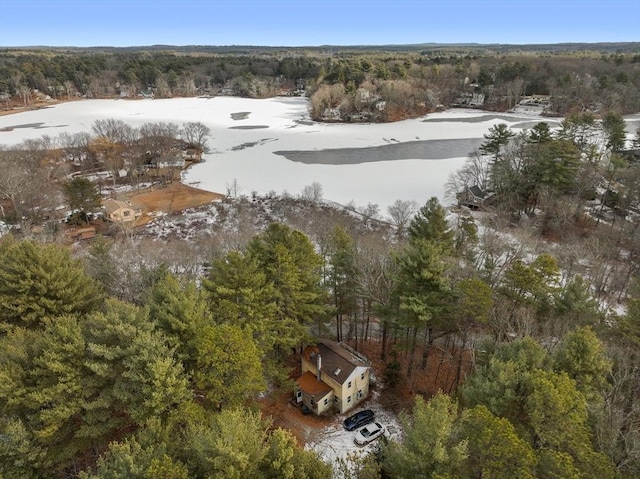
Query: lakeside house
xmin=458 ymin=185 xmax=495 ymax=210
xmin=155 ymin=151 xmax=186 ymax=169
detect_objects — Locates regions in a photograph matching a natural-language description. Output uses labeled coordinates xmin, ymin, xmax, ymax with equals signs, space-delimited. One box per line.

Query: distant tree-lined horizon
xmin=1 ymin=42 xmax=639 ymax=120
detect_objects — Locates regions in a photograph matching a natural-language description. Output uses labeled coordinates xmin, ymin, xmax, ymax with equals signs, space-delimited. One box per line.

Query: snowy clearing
xmin=306 ymin=391 xmax=401 ymax=478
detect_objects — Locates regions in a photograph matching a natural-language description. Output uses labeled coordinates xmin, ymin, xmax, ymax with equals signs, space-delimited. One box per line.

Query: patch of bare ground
xmin=123 ymin=182 xmax=225 ymax=226
xmin=258 ymin=390 xmax=334 ymax=446
xmin=358 ymin=339 xmax=474 ymax=413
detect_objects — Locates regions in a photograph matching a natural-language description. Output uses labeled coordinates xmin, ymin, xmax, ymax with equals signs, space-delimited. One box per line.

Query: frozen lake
xmin=0 ymin=97 xmax=560 ymax=213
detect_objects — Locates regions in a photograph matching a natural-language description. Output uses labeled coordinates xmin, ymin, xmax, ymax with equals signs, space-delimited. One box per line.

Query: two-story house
xmin=295 ymin=339 xmax=370 ymax=415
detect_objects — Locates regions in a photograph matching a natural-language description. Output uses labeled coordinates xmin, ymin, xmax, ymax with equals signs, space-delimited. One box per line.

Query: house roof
xmin=303 ymin=339 xmax=369 ymax=386
xmin=296 ymin=371 xmax=333 ymax=398
xmin=469 ymin=185 xmax=488 ymax=199
xmin=67 ymin=227 xmax=96 ymax=241
xmin=103 ymin=198 xmax=134 ymax=216
xmin=158 ymin=151 xmax=184 ymax=162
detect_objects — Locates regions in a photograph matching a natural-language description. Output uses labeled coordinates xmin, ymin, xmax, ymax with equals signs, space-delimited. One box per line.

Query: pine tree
xmin=63 ymin=177 xmax=102 ymax=219
xmin=203 ymin=250 xmax=278 ymax=344
xmin=392 ymin=238 xmax=451 ymax=375
xmin=552 ymin=276 xmax=602 ymax=333
xmin=328 ymin=225 xmax=359 ymax=343
xmin=382 ymin=393 xmax=467 ymax=478
xmin=0 ymin=239 xmax=103 ymax=329
xmin=460 ymin=338 xmax=615 ymax=479
xmin=500 ymin=253 xmax=561 ymax=319
xmin=602 ymin=111 xmax=627 ymax=151
xmin=480 ymin=123 xmax=515 ymax=164
xmin=459 ymin=405 xmax=536 ymax=479
xmin=526 ymin=370 xmax=615 ymax=479
xmin=0 ymin=300 xmax=190 ymax=477
xmin=148 ymin=273 xmax=211 ymax=370
xmin=246 ymin=223 xmax=328 ymax=344
xmin=193 ymin=323 xmax=265 ymax=410
xmin=79 ymin=437 xmax=188 ymax=479
xmin=554 ymin=327 xmax=612 ymax=399
xmin=407 ymin=197 xmax=454 ymax=253
xmin=528 ymin=122 xmax=553 ymax=144
xmin=80 ymin=300 xmax=191 ymax=432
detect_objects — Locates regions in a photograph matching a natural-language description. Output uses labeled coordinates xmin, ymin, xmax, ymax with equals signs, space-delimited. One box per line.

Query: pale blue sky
xmin=0 ymin=0 xmax=638 ymax=47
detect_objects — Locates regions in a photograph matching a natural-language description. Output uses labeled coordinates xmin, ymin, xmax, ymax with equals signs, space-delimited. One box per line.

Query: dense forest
xmin=1 ymin=97 xmax=640 ymax=477
xmin=1 ymin=43 xmax=640 ymax=121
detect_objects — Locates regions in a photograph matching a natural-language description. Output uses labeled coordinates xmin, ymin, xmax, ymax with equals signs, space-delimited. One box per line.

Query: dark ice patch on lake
xmin=231 ymin=112 xmax=251 ymax=120
xmin=511 ymin=120 xmax=562 ymax=129
xmin=0 ymin=122 xmax=68 ymax=131
xmin=274 ymin=138 xmax=485 ymax=165
xmin=229 ymin=125 xmax=269 ymax=130
xmin=422 ymin=114 xmax=535 ymax=123
xmin=231 ymin=138 xmax=277 ymax=151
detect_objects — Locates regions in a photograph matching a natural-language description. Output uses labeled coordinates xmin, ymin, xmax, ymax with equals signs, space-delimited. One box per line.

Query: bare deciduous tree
xmin=354 ymin=232 xmax=398 ymax=359
xmin=57 ymin=131 xmax=93 ymax=171
xmin=225 ymin=178 xmax=242 ymax=199
xmin=445 ymin=150 xmax=491 ymax=202
xmin=0 ymin=147 xmax=32 ymax=218
xmin=300 ymin=182 xmax=323 ymax=203
xmin=0 ymin=142 xmax=59 ymax=221
xmin=92 ymin=119 xmax=136 ymax=145
xmin=138 ymin=121 xmax=181 ymax=155
xmin=181 ymin=121 xmax=211 ymax=152
xmin=309 ymin=83 xmax=345 ymax=120
xmin=387 ymin=199 xmax=418 ymax=235
xmin=358 ymin=202 xmax=380 ymax=226
xmin=89 ymin=137 xmax=123 ymax=188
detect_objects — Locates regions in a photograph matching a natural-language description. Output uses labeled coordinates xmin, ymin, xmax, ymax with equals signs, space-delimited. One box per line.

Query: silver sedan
xmin=354 ymin=422 xmax=385 ymax=446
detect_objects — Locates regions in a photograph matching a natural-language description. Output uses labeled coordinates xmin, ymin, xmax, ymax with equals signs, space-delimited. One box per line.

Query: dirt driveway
xmin=258 ymin=390 xmax=333 ymax=445
xmin=125 ymin=182 xmax=224 ymax=214
xmin=119 ymin=182 xmax=224 ymax=226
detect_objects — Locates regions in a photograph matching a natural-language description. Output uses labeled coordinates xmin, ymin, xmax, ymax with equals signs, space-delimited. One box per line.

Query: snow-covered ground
xmin=6 ymin=97 xmax=633 ymax=215
xmin=306 ymin=391 xmax=401 ymax=477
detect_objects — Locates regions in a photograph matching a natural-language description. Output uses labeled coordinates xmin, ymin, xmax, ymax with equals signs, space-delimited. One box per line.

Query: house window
xmin=347 ymin=395 xmax=351 ymax=403
xmin=123 ymin=210 xmax=130 ymax=216
xmin=324 ymin=398 xmax=328 ymax=405
xmin=347 ymin=381 xmax=352 ymax=389
xmin=334 ymin=396 xmax=339 ymax=403
xmin=361 ymin=373 xmax=365 ymax=380
xmin=358 ymin=389 xmax=363 ymax=399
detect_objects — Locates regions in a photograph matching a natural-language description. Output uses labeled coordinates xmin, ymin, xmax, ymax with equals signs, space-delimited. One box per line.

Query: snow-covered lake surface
xmin=0 ymin=96 xmax=571 ymax=213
